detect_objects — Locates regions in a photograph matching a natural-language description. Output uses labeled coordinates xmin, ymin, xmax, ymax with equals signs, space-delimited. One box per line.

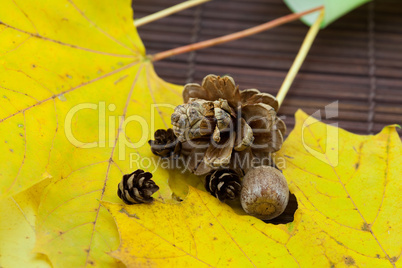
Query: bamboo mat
xmin=132 ymin=0 xmax=401 ymax=224
xmin=132 ymin=0 xmax=402 ymax=137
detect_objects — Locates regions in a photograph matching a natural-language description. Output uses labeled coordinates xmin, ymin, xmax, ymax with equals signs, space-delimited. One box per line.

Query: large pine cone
xmin=171 ymin=74 xmax=286 ymax=175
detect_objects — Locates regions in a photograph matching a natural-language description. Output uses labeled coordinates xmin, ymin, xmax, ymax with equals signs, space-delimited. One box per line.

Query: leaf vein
xmin=120 ymin=208 xmax=214 ymax=267
xmin=194 ymin=190 xmax=257 ymax=267
xmin=0 ymin=61 xmax=139 ymax=123
xmin=0 ymin=84 xmax=39 ymax=101
xmin=0 ymin=21 xmax=136 ymax=58
xmin=305 ymin=123 xmax=395 ymax=267
xmin=371 ymin=128 xmax=391 ymax=226
xmin=39 ymin=189 xmax=102 ymax=226
xmin=67 ymin=0 xmax=138 ymax=54
xmin=84 ymin=63 xmax=142 ymax=267
xmin=4 ymin=112 xmax=27 ymax=196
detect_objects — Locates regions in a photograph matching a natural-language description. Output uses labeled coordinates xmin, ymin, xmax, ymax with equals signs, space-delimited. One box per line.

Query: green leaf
xmin=284 ymin=0 xmax=371 ymax=27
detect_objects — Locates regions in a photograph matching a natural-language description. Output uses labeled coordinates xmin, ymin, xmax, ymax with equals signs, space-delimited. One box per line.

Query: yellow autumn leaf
xmin=104 ymin=110 xmax=401 ymax=267
xmin=0 ymin=0 xmax=147 ymax=199
xmin=0 ymin=0 xmax=203 ymax=266
xmin=0 ymin=179 xmax=51 ymax=267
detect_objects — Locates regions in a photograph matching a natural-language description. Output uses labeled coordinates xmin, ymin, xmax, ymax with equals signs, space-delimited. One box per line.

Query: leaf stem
xmin=150 ymin=6 xmax=323 ymax=62
xmin=134 ymin=0 xmax=211 ymax=27
xmin=276 ymin=9 xmax=325 ymax=109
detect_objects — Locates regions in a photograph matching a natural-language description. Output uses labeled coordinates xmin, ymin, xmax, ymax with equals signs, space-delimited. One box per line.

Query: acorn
xmin=240 ymin=165 xmax=289 ymax=220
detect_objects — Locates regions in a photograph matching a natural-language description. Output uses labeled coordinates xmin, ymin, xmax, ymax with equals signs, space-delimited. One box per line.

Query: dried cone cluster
xmin=146 ymin=74 xmax=289 ymax=218
xmin=122 ymin=75 xmax=288 ymax=210
xmin=171 ymin=74 xmax=286 ymax=176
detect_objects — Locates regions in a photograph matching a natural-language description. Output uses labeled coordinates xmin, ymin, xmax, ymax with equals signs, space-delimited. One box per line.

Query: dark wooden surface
xmin=132 ymin=0 xmax=401 ymax=223
xmin=132 ymin=0 xmax=402 ymax=137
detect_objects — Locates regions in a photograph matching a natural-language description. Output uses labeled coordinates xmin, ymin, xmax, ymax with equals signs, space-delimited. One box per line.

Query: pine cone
xmin=148 ymin=128 xmax=181 ymax=158
xmin=171 ymin=74 xmax=286 ymax=175
xmin=205 ymin=169 xmax=241 ymax=201
xmin=117 ymin=169 xmax=160 ymax=204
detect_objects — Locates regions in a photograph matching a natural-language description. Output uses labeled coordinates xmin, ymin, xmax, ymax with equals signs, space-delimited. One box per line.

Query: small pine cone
xmin=148 ymin=128 xmax=181 ymax=158
xmin=117 ymin=169 xmax=160 ymax=204
xmin=205 ymin=169 xmax=241 ymax=201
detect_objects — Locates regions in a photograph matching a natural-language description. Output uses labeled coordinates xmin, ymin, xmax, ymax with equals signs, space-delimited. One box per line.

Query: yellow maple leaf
xmin=2 ymin=0 xmax=401 ymax=267
xmin=104 ymin=110 xmax=401 ymax=267
xmin=0 ymin=0 xmax=201 ymax=266
xmin=0 ymin=179 xmax=51 ymax=267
